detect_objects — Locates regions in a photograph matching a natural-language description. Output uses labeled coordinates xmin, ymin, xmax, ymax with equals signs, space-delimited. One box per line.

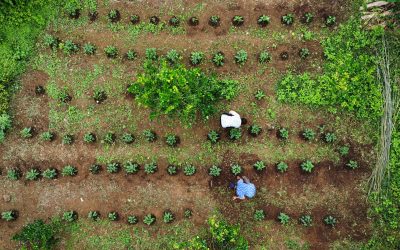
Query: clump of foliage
xmin=184 ymin=209 xmax=192 ymax=219
xmin=209 ymin=165 xmax=222 ymax=177
xmin=254 ymin=210 xmax=265 ymax=221
xmin=63 ymin=211 xmax=77 ymax=222
xmin=281 ymin=14 xmax=294 ymax=25
xmin=166 ymin=49 xmax=182 ymax=65
xmin=25 ymin=168 xmax=40 ymax=181
xmin=303 ymin=12 xmax=314 ymax=23
xmin=303 ymin=128 xmax=316 ymax=141
xmin=346 ymin=160 xmax=359 ymax=170
xmin=57 ymin=88 xmax=72 ymax=103
xmin=232 ymin=15 xmax=244 ymax=26
xmin=108 ymin=211 xmax=119 ymax=221
xmin=254 ymin=90 xmax=266 ymax=100
xmin=130 ymin=15 xmax=140 ymax=24
xmin=212 ymin=52 xmax=225 ymax=67
xmin=165 ymin=134 xmax=179 ymax=147
xmin=62 ymin=134 xmax=74 ymax=145
xmin=258 ymin=15 xmax=270 ymax=26
xmin=143 ymin=214 xmax=156 ymax=225
xmin=229 ymin=128 xmax=242 ymax=140
xmin=299 ymin=48 xmax=310 ymax=59
xmin=7 ymin=168 xmax=21 ymax=180
xmin=62 ymin=40 xmax=79 ymax=55
xmin=169 ymin=16 xmax=180 ymax=26
xmin=207 ymin=130 xmax=220 ymax=143
xmin=83 ymin=43 xmax=96 ymax=55
xmin=121 ymin=133 xmax=134 ymax=144
xmin=83 ymin=133 xmax=96 ymax=143
xmin=145 ymin=48 xmax=158 ymax=60
xmin=12 ymin=219 xmax=60 ymax=249
xmin=209 ymin=15 xmax=220 ymax=27
xmin=103 ymin=132 xmax=116 ymax=145
xmin=20 ymin=127 xmax=33 ymax=138
xmin=107 ymin=9 xmax=120 ymax=22
xmin=339 ymin=145 xmax=350 ymax=156
xmin=127 ymin=215 xmax=138 ymax=224
xmin=64 ymin=0 xmax=80 ymax=18
xmin=88 ymin=211 xmax=100 ymax=221
xmin=325 ymin=15 xmax=336 ymax=26
xmin=253 ymin=161 xmax=266 ymax=171
xmin=276 ymin=162 xmax=288 ymax=173
xmin=324 ymin=132 xmax=337 ymax=143
xmin=190 ymin=51 xmax=204 ymax=65
xmin=167 ymin=165 xmax=178 ymax=175
xmin=278 ymin=212 xmax=290 ymax=225
xmin=231 ymin=164 xmax=242 ymax=175
xmin=259 ymin=50 xmax=271 ymax=63
xmin=299 ymin=215 xmax=312 ymax=227
xmin=104 ymin=45 xmax=118 ymax=58
xmin=163 ymin=210 xmax=175 ymax=223
xmin=43 ymin=34 xmax=59 ymax=49
xmin=324 ymin=215 xmax=337 ymax=227
xmin=62 ymin=165 xmax=77 ymax=176
xmin=124 ymin=162 xmax=139 ymax=174
xmin=128 ymin=59 xmax=238 ymax=125
xmin=278 ymin=128 xmax=289 ymax=140
xmin=126 ymin=50 xmax=137 ymax=61
xmin=40 ymin=131 xmax=55 ymax=142
xmin=301 ymin=160 xmax=314 ymax=173
xmin=42 ymin=168 xmax=57 ymax=179
xmin=144 ymin=162 xmax=157 ymax=174
xmin=107 ymin=162 xmax=120 ymax=173
xmin=249 ymin=124 xmax=262 ymax=136
xmin=89 ymin=164 xmax=101 ymax=174
xmin=183 ymin=164 xmax=196 ymax=176
xmin=2 ymin=210 xmax=17 ymax=221
xmin=234 ymin=50 xmax=248 ymax=65
xmin=143 ymin=129 xmax=157 ymax=142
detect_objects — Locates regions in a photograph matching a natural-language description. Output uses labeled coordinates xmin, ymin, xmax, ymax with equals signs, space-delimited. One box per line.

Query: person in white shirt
xmin=221 ymin=110 xmax=246 ymax=128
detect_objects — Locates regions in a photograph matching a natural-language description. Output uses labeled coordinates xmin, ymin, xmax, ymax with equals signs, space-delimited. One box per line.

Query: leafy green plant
xmin=184 ymin=209 xmax=192 ymax=219
xmin=124 ymin=162 xmax=139 ymax=174
xmin=163 ymin=210 xmax=175 ymax=223
xmin=62 ymin=134 xmax=74 ymax=145
xmin=107 ymin=162 xmax=120 ymax=173
xmin=303 ymin=128 xmax=315 ymax=141
xmin=209 ymin=16 xmax=220 ymax=27
xmin=254 ymin=90 xmax=266 ymax=100
xmin=143 ymin=129 xmax=157 ymax=142
xmin=57 ymin=88 xmax=71 ymax=103
xmin=249 ymin=124 xmax=262 ymax=136
xmin=324 ymin=132 xmax=337 ymax=143
xmin=62 ymin=40 xmax=79 ymax=55
xmin=25 ymin=169 xmax=40 ymax=181
xmin=42 ymin=168 xmax=57 ymax=179
xmin=63 ymin=211 xmax=77 ymax=222
xmin=62 ymin=165 xmax=77 ymax=176
xmin=299 ymin=48 xmax=310 ymax=59
xmin=7 ymin=168 xmax=21 ymax=180
xmin=104 ymin=45 xmax=118 ymax=58
xmin=231 ymin=164 xmax=242 ymax=175
xmin=259 ymin=50 xmax=271 ymax=63
xmin=254 ymin=210 xmax=265 ymax=221
xmin=234 ymin=50 xmax=248 ymax=65
xmin=167 ymin=165 xmax=178 ymax=175
xmin=144 ymin=162 xmax=157 ymax=174
xmin=339 ymin=145 xmax=350 ymax=156
xmin=20 ymin=127 xmax=33 ymax=138
xmin=183 ymin=164 xmax=196 ymax=176
xmin=278 ymin=128 xmax=289 ymax=140
xmin=229 ymin=128 xmax=242 ymax=140
xmin=83 ymin=133 xmax=96 ymax=143
xmin=93 ymin=89 xmax=107 ymax=104
xmin=253 ymin=161 xmax=266 ymax=171
xmin=209 ymin=165 xmax=222 ymax=177
xmin=166 ymin=134 xmax=179 ymax=147
xmin=83 ymin=43 xmax=96 ymax=55
xmin=278 ymin=212 xmax=290 ymax=225
xmin=126 ymin=50 xmax=137 ymax=60
xmin=64 ymin=0 xmax=80 ymax=18
xmin=103 ymin=132 xmax=116 ymax=145
xmin=108 ymin=211 xmax=119 ymax=221
xmin=188 ymin=16 xmax=199 ymax=26
xmin=299 ymin=215 xmax=312 ymax=227
xmin=12 ymin=219 xmax=59 ymax=249
xmin=143 ymin=214 xmax=156 ymax=225
xmin=212 ymin=52 xmax=225 ymax=67
xmin=145 ymin=48 xmax=158 ymax=61
xmin=0 ymin=114 xmax=12 ymax=143
xmin=282 ymin=14 xmax=294 ymax=25
xmin=2 ymin=210 xmax=17 ymax=221
xmin=130 ymin=15 xmax=140 ymax=24
xmin=232 ymin=15 xmax=244 ymax=26
xmin=346 ymin=160 xmax=359 ymax=170
xmin=324 ymin=215 xmax=337 ymax=226
xmin=89 ymin=164 xmax=101 ymax=174
xmin=43 ymin=34 xmax=59 ymax=49
xmin=190 ymin=51 xmax=204 ymax=65
xmin=325 ymin=15 xmax=336 ymax=26
xmin=207 ymin=130 xmax=220 ymax=143
xmin=88 ymin=211 xmax=100 ymax=221
xmin=108 ymin=9 xmax=120 ymax=22
xmin=166 ymin=49 xmax=182 ymax=65
xmin=121 ymin=133 xmax=134 ymax=144
xmin=258 ymin=15 xmax=270 ymax=26
xmin=301 ymin=160 xmax=314 ymax=173
xmin=169 ymin=16 xmax=180 ymax=26
xmin=40 ymin=131 xmax=54 ymax=142
xmin=276 ymin=162 xmax=288 ymax=173
xmin=127 ymin=215 xmax=138 ymax=224
xmin=303 ymin=12 xmax=314 ymax=23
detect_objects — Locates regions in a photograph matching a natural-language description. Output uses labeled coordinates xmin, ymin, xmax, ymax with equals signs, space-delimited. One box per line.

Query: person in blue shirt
xmin=233 ymin=176 xmax=256 ymax=200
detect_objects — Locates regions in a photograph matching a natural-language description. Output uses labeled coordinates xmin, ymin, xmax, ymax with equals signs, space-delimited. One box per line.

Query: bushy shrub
xmin=83 ymin=133 xmax=96 ymax=143
xmin=62 ymin=40 xmax=79 ymax=55
xmin=184 ymin=209 xmax=192 ymax=219
xmin=212 ymin=52 xmax=225 ymax=67
xmin=124 ymin=162 xmax=139 ymax=174
xmin=12 ymin=219 xmax=59 ymax=249
xmin=163 ymin=210 xmax=174 ymax=223
xmin=108 ymin=211 xmax=119 ymax=221
xmin=229 ymin=128 xmax=242 ymax=140
xmin=83 ymin=43 xmax=96 ymax=55
xmin=276 ymin=162 xmax=288 ymax=173
xmin=278 ymin=128 xmax=289 ymax=140
xmin=207 ymin=130 xmax=220 ymax=143
xmin=89 ymin=164 xmax=101 ymax=174
xmin=253 ymin=161 xmax=266 ymax=171
xmin=231 ymin=164 xmax=242 ymax=175
xmin=63 ymin=211 xmax=77 ymax=222
xmin=167 ymin=165 xmax=178 ymax=175
xmin=281 ymin=14 xmax=294 ymax=25
xmin=258 ymin=15 xmax=270 ymax=26
xmin=20 ymin=127 xmax=33 ymax=138
xmin=88 ymin=211 xmax=100 ymax=220
xmin=130 ymin=15 xmax=140 ymax=24
xmin=107 ymin=162 xmax=120 ymax=173
xmin=303 ymin=128 xmax=315 ymax=141
xmin=254 ymin=90 xmax=266 ymax=100
xmin=183 ymin=164 xmax=196 ymax=176
xmin=249 ymin=124 xmax=262 ymax=136
xmin=324 ymin=132 xmax=337 ymax=143
xmin=121 ymin=133 xmax=134 ymax=144
xmin=278 ymin=212 xmax=290 ymax=225
xmin=232 ymin=15 xmax=244 ymax=26
xmin=339 ymin=145 xmax=350 ymax=156
xmin=7 ymin=168 xmax=21 ymax=180
xmin=346 ymin=160 xmax=359 ymax=170
xmin=144 ymin=162 xmax=157 ymax=174
xmin=259 ymin=50 xmax=272 ymax=63
xmin=209 ymin=16 xmax=220 ymax=27
xmin=62 ymin=165 xmax=77 ymax=176
xmin=126 ymin=50 xmax=137 ymax=61
xmin=301 ymin=160 xmax=314 ymax=173
xmin=62 ymin=134 xmax=74 ymax=145
xmin=107 ymin=9 xmax=120 ymax=22
xmin=104 ymin=45 xmax=118 ymax=58
xmin=303 ymin=12 xmax=314 ymax=23
xmin=254 ymin=210 xmax=265 ymax=221
xmin=25 ymin=169 xmax=40 ymax=181
xmin=42 ymin=168 xmax=57 ymax=179
xmin=324 ymin=215 xmax=337 ymax=226
xmin=165 ymin=134 xmax=179 ymax=147
xmin=2 ymin=210 xmax=17 ymax=221
xmin=234 ymin=50 xmax=248 ymax=65
xmin=145 ymin=48 xmax=158 ymax=61
xmin=40 ymin=131 xmax=54 ymax=142
xmin=299 ymin=48 xmax=310 ymax=59
xmin=127 ymin=215 xmax=138 ymax=224
xmin=169 ymin=16 xmax=180 ymax=26
xmin=143 ymin=214 xmax=156 ymax=225
xmin=299 ymin=215 xmax=312 ymax=227
xmin=103 ymin=132 xmax=116 ymax=144
xmin=190 ymin=51 xmax=204 ymax=65
xmin=325 ymin=16 xmax=336 ymax=26
xmin=209 ymin=165 xmax=222 ymax=177
xmin=143 ymin=129 xmax=157 ymax=142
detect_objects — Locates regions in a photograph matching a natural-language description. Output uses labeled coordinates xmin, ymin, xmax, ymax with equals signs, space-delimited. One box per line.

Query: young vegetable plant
xmin=126 ymin=50 xmax=137 ymax=61
xmin=130 ymin=15 xmax=140 ymax=24
xmin=234 ymin=50 xmax=248 ymax=65
xmin=276 ymin=162 xmax=288 ymax=173
xmin=62 ymin=134 xmax=74 ymax=145
xmin=232 ymin=15 xmax=244 ymax=26
xmin=124 ymin=162 xmax=139 ymax=174
xmin=184 ymin=209 xmax=192 ymax=219
xmin=89 ymin=164 xmax=101 ymax=174
xmin=108 ymin=9 xmax=120 ymax=22
xmin=249 ymin=124 xmax=262 ymax=137
xmin=43 ymin=34 xmax=59 ymax=49
xmin=121 ymin=133 xmax=135 ymax=144
xmin=2 ymin=210 xmax=17 ymax=221
xmin=281 ymin=14 xmax=294 ymax=25
xmin=299 ymin=48 xmax=310 ymax=59
xmin=301 ymin=160 xmax=314 ymax=173
xmin=229 ymin=128 xmax=242 ymax=141
xmin=108 ymin=211 xmax=119 ymax=221
xmin=212 ymin=52 xmax=225 ymax=67
xmin=104 ymin=45 xmax=118 ymax=58
xmin=231 ymin=164 xmax=242 ymax=175
xmin=346 ymin=160 xmax=359 ymax=170
xmin=169 ymin=16 xmax=180 ymax=26
xmin=254 ymin=210 xmax=265 ymax=221
xmin=167 ymin=165 xmax=178 ymax=175
xmin=20 ymin=127 xmax=33 ymax=139
xmin=254 ymin=90 xmax=266 ymax=100
xmin=64 ymin=1 xmax=80 ymax=18
xmin=83 ymin=133 xmax=96 ymax=143
xmin=145 ymin=48 xmax=158 ymax=61
xmin=183 ymin=164 xmax=196 ymax=176
xmin=188 ymin=16 xmax=199 ymax=26
xmin=278 ymin=128 xmax=289 ymax=140
xmin=257 ymin=15 xmax=270 ymax=27
xmin=207 ymin=130 xmax=220 ymax=143
xmin=165 ymin=134 xmax=180 ymax=147
xmin=253 ymin=161 xmax=266 ymax=171
xmin=190 ymin=51 xmax=204 ymax=65
xmin=299 ymin=215 xmax=312 ymax=227
xmin=7 ymin=168 xmax=21 ymax=180
xmin=143 ymin=129 xmax=157 ymax=142
xmin=127 ymin=215 xmax=138 ymax=224
xmin=166 ymin=49 xmax=182 ymax=65
xmin=62 ymin=165 xmax=77 ymax=176
xmin=25 ymin=169 xmax=40 ymax=181
xmin=144 ymin=162 xmax=157 ymax=174
xmin=339 ymin=145 xmax=350 ymax=156
xmin=325 ymin=15 xmax=336 ymax=26
xmin=209 ymin=165 xmax=222 ymax=177
xmin=40 ymin=131 xmax=55 ymax=142
xmin=149 ymin=16 xmax=160 ymax=25
xmin=209 ymin=15 xmax=220 ymax=27
xmin=324 ymin=215 xmax=337 ymax=227
xmin=163 ymin=210 xmax=174 ymax=223
xmin=107 ymin=162 xmax=120 ymax=173
xmin=259 ymin=50 xmax=272 ymax=63
xmin=324 ymin=132 xmax=337 ymax=143
xmin=88 ymin=0 xmax=98 ymax=21
xmin=143 ymin=214 xmax=156 ymax=225
xmin=93 ymin=89 xmax=107 ymax=104
xmin=42 ymin=168 xmax=57 ymax=179
xmin=278 ymin=212 xmax=290 ymax=225
xmin=88 ymin=211 xmax=100 ymax=221
xmin=83 ymin=43 xmax=96 ymax=55
xmin=62 ymin=40 xmax=79 ymax=55
xmin=303 ymin=12 xmax=314 ymax=23
xmin=103 ymin=132 xmax=116 ymax=145
xmin=63 ymin=211 xmax=77 ymax=222
xmin=303 ymin=128 xmax=315 ymax=141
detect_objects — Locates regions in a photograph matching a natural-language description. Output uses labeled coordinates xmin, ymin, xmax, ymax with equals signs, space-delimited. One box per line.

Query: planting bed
xmin=0 ymin=0 xmax=379 ymax=249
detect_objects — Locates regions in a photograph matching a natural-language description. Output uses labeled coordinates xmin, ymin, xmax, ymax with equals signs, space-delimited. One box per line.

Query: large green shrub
xmin=277 ymin=19 xmax=384 ymax=119
xmin=12 ymin=219 xmax=61 ymax=249
xmin=128 ymin=59 xmax=238 ymax=125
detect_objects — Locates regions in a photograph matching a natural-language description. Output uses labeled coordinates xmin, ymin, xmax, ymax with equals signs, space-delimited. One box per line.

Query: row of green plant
xmin=253 ymin=209 xmax=338 ymax=227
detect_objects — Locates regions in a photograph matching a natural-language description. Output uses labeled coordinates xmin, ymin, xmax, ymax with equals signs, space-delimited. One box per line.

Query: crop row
xmin=2 ymin=158 xmax=360 ymax=182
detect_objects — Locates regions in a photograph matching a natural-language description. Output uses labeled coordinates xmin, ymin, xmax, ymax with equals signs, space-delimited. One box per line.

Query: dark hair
xmin=241 ymin=118 xmax=248 ymax=125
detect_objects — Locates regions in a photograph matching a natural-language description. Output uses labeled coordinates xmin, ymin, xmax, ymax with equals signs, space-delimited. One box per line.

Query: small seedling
xmin=127 ymin=215 xmax=138 ymax=224
xmin=169 ymin=16 xmax=180 ymax=26
xmin=144 ymin=162 xmax=157 ymax=174
xmin=281 ymin=14 xmax=294 ymax=25
xmin=124 ymin=162 xmax=139 ymax=174
xmin=183 ymin=164 xmax=196 ymax=176
xmin=231 ymin=164 xmax=242 ymax=175
xmin=278 ymin=212 xmax=290 ymax=225
xmin=254 ymin=90 xmax=266 ymax=100
xmin=232 ymin=15 xmax=244 ymax=26
xmin=324 ymin=215 xmax=337 ymax=226
xmin=165 ymin=134 xmax=179 ymax=147
xmin=121 ymin=133 xmax=135 ymax=144
xmin=88 ymin=211 xmax=100 ymax=220
xmin=259 ymin=50 xmax=271 ymax=63
xmin=303 ymin=12 xmax=314 ymax=23
xmin=257 ymin=15 xmax=270 ymax=26
xmin=2 ymin=210 xmax=17 ymax=221
xmin=107 ymin=163 xmax=120 ymax=173
xmin=40 ymin=131 xmax=54 ymax=142
xmin=25 ymin=169 xmax=40 ymax=181
xmin=143 ymin=214 xmax=156 ymax=225
xmin=167 ymin=165 xmax=178 ymax=175
xmin=108 ymin=211 xmax=119 ymax=221
xmin=190 ymin=51 xmax=204 ymax=65
xmin=104 ymin=45 xmax=118 ymax=58
xmin=89 ymin=164 xmax=101 ymax=174
xmin=325 ymin=16 xmax=336 ymax=26
xmin=279 ymin=128 xmax=289 ymax=140
xmin=346 ymin=160 xmax=359 ymax=170
xmin=234 ymin=50 xmax=248 ymax=65
xmin=20 ymin=127 xmax=33 ymax=139
xmin=83 ymin=43 xmax=96 ymax=55
xmin=163 ymin=211 xmax=174 ymax=223
xmin=143 ymin=129 xmax=157 ymax=142
xmin=253 ymin=161 xmax=266 ymax=171
xmin=209 ymin=165 xmax=222 ymax=177
xmin=7 ymin=169 xmax=21 ymax=180
xmin=166 ymin=49 xmax=182 ymax=64
xmin=299 ymin=215 xmax=312 ymax=227
xmin=42 ymin=168 xmax=57 ymax=179
xmin=249 ymin=124 xmax=262 ymax=136
xmin=212 ymin=52 xmax=225 ymax=67
xmin=145 ymin=48 xmax=158 ymax=61
xmin=62 ymin=165 xmax=77 ymax=176
xmin=62 ymin=134 xmax=74 ymax=145
xmin=229 ymin=128 xmax=242 ymax=140
xmin=303 ymin=128 xmax=315 ymax=141
xmin=207 ymin=130 xmax=220 ymax=143
xmin=184 ymin=209 xmax=192 ymax=219
xmin=103 ymin=132 xmax=116 ymax=145
xmin=339 ymin=145 xmax=350 ymax=156
xmin=276 ymin=162 xmax=288 ymax=173
xmin=63 ymin=211 xmax=77 ymax=222
xmin=209 ymin=16 xmax=220 ymax=27
xmin=299 ymin=48 xmax=310 ymax=59
xmin=301 ymin=160 xmax=314 ymax=173
xmin=126 ymin=50 xmax=137 ymax=61
xmin=130 ymin=15 xmax=140 ymax=24
xmin=324 ymin=132 xmax=337 ymax=143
